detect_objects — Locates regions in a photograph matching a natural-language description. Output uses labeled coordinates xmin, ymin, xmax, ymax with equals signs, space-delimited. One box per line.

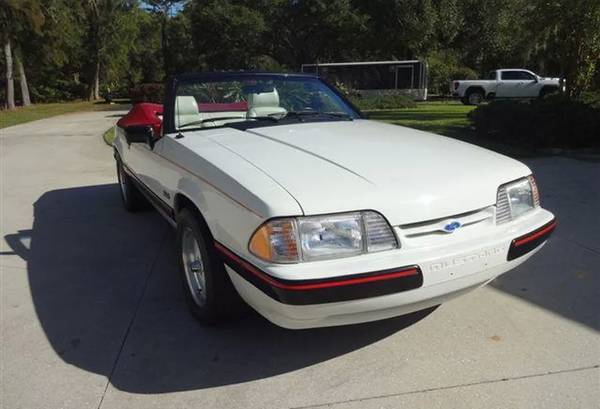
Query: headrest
xmin=175 ymin=96 xmax=199 ymax=115
xmin=247 ymin=89 xmax=280 ymax=108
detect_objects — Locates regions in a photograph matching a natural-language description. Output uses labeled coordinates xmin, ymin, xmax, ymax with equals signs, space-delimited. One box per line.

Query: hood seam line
xmin=244 ymin=129 xmax=375 ymax=185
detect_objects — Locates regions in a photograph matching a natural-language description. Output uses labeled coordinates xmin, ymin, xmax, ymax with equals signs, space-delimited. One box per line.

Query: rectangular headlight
xmin=496 ymin=175 xmax=540 ymax=224
xmin=249 ymin=211 xmax=398 ymax=263
xmin=298 ymin=213 xmax=364 ymax=261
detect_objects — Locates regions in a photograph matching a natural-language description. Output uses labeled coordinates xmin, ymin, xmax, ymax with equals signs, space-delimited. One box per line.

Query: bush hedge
xmin=468 ymin=95 xmax=600 ymax=149
xmin=350 ymin=94 xmax=416 ymax=110
xmin=427 ymin=51 xmax=478 ymax=95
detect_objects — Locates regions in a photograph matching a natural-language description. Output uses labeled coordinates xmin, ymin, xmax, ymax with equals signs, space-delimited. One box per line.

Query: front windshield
xmin=174 ymin=75 xmax=359 ymax=131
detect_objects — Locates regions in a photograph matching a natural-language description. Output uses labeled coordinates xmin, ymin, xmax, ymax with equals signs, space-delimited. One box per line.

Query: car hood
xmin=207 ymin=120 xmax=530 ymax=225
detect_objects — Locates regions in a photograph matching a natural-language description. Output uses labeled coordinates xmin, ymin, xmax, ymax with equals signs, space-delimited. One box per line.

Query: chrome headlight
xmin=249 ymin=211 xmax=398 ymax=263
xmin=496 ymin=175 xmax=540 ymax=224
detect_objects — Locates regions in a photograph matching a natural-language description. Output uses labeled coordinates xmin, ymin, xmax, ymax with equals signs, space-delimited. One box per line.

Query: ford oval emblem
xmin=443 ymin=221 xmax=462 ymax=233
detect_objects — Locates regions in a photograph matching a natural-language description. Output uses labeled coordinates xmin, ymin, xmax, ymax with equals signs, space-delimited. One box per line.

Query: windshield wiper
xmin=284 ymin=111 xmax=353 ymax=121
xmin=179 ymin=115 xmax=279 ymax=129
xmin=178 ymin=116 xmax=247 ymax=129
xmin=250 ymin=116 xmax=280 ymax=122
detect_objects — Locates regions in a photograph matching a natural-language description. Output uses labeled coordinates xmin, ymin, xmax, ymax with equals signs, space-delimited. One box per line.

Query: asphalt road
xmin=1 ymin=111 xmax=599 ymax=409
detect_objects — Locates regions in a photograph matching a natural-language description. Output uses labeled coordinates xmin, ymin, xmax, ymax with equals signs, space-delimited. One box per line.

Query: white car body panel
xmin=227 ymin=207 xmax=552 ymax=328
xmin=204 ymin=120 xmax=531 ymax=224
xmin=115 ymin=97 xmax=555 ymax=329
xmin=229 ymin=248 xmax=541 ymax=329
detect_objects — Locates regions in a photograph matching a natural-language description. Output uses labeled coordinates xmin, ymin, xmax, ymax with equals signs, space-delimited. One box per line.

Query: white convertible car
xmin=114 ymin=72 xmax=556 ymax=329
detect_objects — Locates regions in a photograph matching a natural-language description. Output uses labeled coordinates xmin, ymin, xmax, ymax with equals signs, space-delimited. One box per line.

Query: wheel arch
xmin=539 ymin=85 xmax=559 ymax=97
xmin=174 ymin=192 xmax=213 ymax=237
xmin=465 ymin=86 xmax=486 ymax=97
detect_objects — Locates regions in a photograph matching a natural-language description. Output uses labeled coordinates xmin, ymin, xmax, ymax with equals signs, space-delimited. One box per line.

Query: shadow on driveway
xmin=4 ymin=174 xmax=598 ymax=393
xmin=491 ymin=158 xmax=600 ymax=331
xmin=3 ymin=184 xmax=435 ymax=393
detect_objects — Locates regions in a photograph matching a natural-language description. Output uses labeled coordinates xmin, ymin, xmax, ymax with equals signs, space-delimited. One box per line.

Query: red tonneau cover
xmin=117 ymin=103 xmax=163 ymax=135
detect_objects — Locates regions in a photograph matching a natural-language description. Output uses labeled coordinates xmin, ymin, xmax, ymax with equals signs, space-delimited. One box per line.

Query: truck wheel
xmin=116 ymin=159 xmax=147 ymax=212
xmin=539 ymin=87 xmax=558 ymax=99
xmin=466 ymin=89 xmax=484 ymax=105
xmin=176 ymin=208 xmax=246 ymax=325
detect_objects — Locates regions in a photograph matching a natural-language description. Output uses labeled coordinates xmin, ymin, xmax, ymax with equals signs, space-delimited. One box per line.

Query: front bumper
xmin=219 ymin=209 xmax=555 ymax=328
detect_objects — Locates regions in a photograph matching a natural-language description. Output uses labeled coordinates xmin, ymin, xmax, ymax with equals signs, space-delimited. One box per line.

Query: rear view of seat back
xmin=246 ymin=89 xmax=287 ymax=118
xmin=175 ymin=96 xmax=202 ymax=129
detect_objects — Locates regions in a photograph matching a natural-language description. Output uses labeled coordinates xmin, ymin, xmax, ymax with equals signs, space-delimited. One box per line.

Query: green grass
xmin=103 ymin=127 xmax=116 ymax=146
xmin=368 ymin=100 xmax=535 ymax=157
xmin=367 ymin=100 xmax=476 ymax=139
xmin=0 ymin=100 xmax=127 ymax=129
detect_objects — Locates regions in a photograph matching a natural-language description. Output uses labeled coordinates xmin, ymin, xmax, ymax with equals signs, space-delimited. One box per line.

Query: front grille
xmin=396 ymin=206 xmax=496 ymax=249
xmin=400 ymin=206 xmax=495 ymax=238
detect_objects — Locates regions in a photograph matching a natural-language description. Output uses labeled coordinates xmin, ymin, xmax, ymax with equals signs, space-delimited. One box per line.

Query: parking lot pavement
xmin=1 ymin=112 xmax=599 ymax=409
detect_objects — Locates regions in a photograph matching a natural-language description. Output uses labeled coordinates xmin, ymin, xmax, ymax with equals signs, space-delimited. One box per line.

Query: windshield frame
xmin=163 ymin=72 xmax=365 ymax=134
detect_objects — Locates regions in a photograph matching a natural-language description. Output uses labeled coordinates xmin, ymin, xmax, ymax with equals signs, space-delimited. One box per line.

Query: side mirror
xmin=125 ymin=125 xmax=155 ymax=148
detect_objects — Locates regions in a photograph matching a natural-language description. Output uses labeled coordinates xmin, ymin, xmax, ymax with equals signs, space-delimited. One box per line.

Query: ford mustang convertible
xmin=113 ymin=72 xmax=556 ymax=329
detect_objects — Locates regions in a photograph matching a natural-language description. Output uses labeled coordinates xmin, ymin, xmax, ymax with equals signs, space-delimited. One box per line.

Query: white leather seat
xmin=246 ymin=89 xmax=287 ymax=118
xmin=175 ymin=96 xmax=202 ymax=128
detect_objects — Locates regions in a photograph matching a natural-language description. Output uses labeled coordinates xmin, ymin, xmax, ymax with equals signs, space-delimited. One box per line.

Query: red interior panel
xmin=198 ymin=101 xmax=248 ymax=112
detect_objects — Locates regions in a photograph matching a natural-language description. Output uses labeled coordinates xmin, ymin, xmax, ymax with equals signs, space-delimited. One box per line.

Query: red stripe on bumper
xmin=214 ymin=241 xmax=419 ymax=291
xmin=514 ymin=220 xmax=557 ymax=247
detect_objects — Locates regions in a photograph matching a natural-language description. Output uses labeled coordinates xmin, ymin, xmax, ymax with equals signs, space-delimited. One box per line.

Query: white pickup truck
xmin=452 ymin=69 xmax=563 ymax=105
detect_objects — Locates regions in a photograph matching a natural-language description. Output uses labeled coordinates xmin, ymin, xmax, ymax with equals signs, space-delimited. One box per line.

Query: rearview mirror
xmin=125 ymin=125 xmax=154 ymax=148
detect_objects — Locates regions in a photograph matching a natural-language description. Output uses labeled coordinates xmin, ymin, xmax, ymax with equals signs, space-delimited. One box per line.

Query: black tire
xmin=116 ymin=159 xmax=147 ymax=212
xmin=176 ymin=208 xmax=246 ymax=325
xmin=539 ymin=87 xmax=558 ymax=99
xmin=465 ymin=89 xmax=485 ymax=105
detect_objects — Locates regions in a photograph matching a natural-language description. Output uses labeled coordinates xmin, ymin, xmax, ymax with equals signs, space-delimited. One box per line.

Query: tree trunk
xmin=88 ymin=59 xmax=100 ymax=101
xmin=4 ymin=38 xmax=15 ymax=110
xmin=15 ymin=53 xmax=31 ymax=106
xmin=94 ymin=60 xmax=100 ymax=100
xmin=161 ymin=15 xmax=169 ymax=78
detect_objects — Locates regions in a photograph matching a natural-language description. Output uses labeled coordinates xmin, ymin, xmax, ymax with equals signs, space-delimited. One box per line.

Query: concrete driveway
xmin=1 ymin=111 xmax=598 ymax=409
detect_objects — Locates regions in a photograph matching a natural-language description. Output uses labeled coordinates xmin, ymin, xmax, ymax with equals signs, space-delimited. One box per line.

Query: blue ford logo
xmin=443 ymin=221 xmax=462 ymax=233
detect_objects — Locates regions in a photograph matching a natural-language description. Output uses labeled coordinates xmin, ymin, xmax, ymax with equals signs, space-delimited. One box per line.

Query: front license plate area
xmin=420 ymin=244 xmax=509 ymax=284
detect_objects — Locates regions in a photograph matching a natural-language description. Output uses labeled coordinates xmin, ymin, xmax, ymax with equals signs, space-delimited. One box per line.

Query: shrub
xmin=129 ymin=83 xmax=165 ymax=104
xmin=468 ymin=95 xmax=600 ymax=149
xmin=579 ymin=91 xmax=600 ymax=109
xmin=351 ymin=94 xmax=416 ymax=110
xmin=30 ymin=79 xmax=87 ymax=102
xmin=427 ymin=51 xmax=478 ymax=95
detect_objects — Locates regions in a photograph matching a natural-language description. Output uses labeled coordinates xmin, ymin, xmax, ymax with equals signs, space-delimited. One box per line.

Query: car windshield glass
xmin=174 ymin=75 xmax=359 ymax=131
